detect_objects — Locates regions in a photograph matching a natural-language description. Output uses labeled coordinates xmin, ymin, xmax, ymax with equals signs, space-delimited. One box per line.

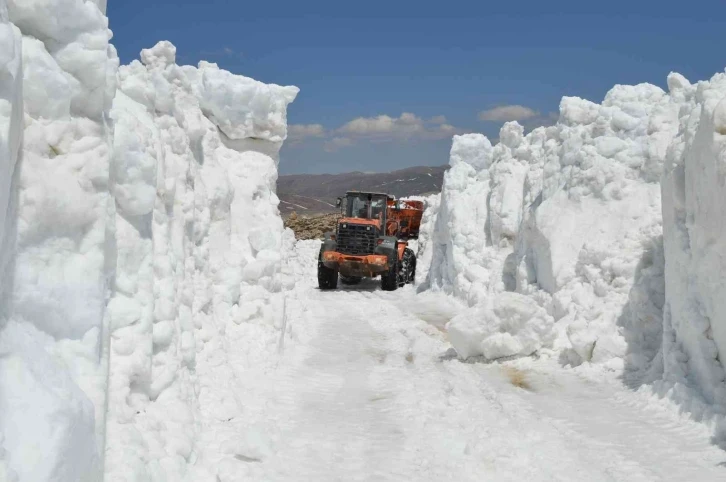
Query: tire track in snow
xmin=513 ymin=365 xmax=726 ymax=481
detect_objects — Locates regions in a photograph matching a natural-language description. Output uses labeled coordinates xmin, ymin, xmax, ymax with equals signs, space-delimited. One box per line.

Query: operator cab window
xmin=370 ymin=198 xmax=385 ymax=220
xmin=347 ymin=195 xmax=385 ymax=220
xmin=348 ymin=196 xmax=370 ymax=219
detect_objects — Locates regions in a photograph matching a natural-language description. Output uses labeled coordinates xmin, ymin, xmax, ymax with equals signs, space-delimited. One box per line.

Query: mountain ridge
xmin=277 ymin=165 xmax=446 ymax=216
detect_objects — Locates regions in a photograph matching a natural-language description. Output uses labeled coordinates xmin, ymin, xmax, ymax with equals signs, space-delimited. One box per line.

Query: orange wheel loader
xmin=318 ymin=191 xmax=423 ymax=291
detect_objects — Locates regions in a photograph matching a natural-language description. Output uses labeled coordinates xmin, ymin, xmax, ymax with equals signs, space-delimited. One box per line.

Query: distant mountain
xmin=277 ymin=165 xmax=446 ymax=216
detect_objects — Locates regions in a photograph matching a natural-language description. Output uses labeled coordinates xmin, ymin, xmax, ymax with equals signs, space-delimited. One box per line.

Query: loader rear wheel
xmin=340 ymin=275 xmax=362 ymax=285
xmin=380 ymin=259 xmax=398 ymax=291
xmin=318 ymin=260 xmax=338 ymax=290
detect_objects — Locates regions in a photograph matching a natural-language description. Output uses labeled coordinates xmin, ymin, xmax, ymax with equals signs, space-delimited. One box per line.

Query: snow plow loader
xmin=318 ymin=191 xmax=423 ymax=291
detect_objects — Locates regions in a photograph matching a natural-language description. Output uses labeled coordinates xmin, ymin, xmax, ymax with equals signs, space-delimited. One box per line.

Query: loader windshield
xmin=346 ymin=194 xmax=386 ymax=222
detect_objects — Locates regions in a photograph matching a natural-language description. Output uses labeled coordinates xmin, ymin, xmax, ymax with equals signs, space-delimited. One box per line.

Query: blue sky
xmin=108 ymin=0 xmax=726 ymax=175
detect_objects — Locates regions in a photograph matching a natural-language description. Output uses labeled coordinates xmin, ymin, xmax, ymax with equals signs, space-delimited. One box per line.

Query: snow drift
xmin=0 ymin=0 xmax=298 ymax=479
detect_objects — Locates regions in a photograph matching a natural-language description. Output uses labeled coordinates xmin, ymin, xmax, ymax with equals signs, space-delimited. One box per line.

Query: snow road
xmin=209 ymin=241 xmax=725 ymax=481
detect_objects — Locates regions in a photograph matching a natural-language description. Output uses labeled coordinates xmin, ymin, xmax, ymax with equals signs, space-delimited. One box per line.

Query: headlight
xmin=366 ymin=226 xmax=371 ymax=230
xmin=342 ymin=224 xmax=347 ymax=229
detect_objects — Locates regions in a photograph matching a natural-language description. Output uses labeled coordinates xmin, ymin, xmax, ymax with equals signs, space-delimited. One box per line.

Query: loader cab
xmin=344 ymin=192 xmax=389 ymax=226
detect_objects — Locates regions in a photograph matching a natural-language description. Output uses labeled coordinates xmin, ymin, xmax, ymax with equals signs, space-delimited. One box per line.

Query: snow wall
xmin=424 ymin=70 xmax=726 ymax=419
xmin=660 ymin=72 xmax=726 ymax=417
xmin=0 ymin=1 xmax=298 ymax=480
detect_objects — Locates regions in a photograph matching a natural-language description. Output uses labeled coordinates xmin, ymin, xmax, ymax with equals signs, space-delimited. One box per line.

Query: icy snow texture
xmin=447 ymin=292 xmax=555 ymax=360
xmin=428 ymin=84 xmax=676 ymax=365
xmin=0 ymin=5 xmax=298 ymax=477
xmin=661 ymin=71 xmax=726 ymax=411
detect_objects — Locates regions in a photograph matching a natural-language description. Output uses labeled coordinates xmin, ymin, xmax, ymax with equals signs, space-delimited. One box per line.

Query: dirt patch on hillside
xmin=284 ymin=212 xmax=340 ymax=240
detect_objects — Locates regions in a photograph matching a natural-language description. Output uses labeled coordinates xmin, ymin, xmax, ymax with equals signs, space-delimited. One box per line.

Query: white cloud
xmin=337 ymin=112 xmax=457 ymax=141
xmin=479 ymin=105 xmax=539 ymax=122
xmin=288 ymin=123 xmax=326 ymax=142
xmin=290 ymin=112 xmax=457 ymax=152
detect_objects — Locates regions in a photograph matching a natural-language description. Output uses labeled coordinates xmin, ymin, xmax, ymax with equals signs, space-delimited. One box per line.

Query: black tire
xmin=380 ymin=258 xmax=398 ymax=291
xmin=402 ymin=248 xmax=416 ymax=285
xmin=318 ymin=257 xmax=338 ymax=290
xmin=340 ymin=275 xmax=362 ymax=285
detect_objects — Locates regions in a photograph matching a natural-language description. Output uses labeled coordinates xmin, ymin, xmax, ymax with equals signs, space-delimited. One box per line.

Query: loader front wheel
xmin=401 ymin=248 xmax=416 ymax=285
xmin=318 ymin=260 xmax=338 ymax=290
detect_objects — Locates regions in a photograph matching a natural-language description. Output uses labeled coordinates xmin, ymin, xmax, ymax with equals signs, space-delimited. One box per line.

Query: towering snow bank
xmin=0 ymin=4 xmax=298 ymax=478
xmin=0 ymin=0 xmax=118 ymax=480
xmin=425 ymin=126 xmax=556 ymax=360
xmin=518 ymin=86 xmax=674 ymax=368
xmin=661 ymin=71 xmax=726 ymax=410
xmin=407 ymin=193 xmax=440 ymax=284
xmin=0 ymin=6 xmax=22 ymax=480
xmin=0 ymin=0 xmax=21 ymax=313
xmin=104 ymin=41 xmax=297 ymax=480
xmin=429 ymin=83 xmax=678 ymax=365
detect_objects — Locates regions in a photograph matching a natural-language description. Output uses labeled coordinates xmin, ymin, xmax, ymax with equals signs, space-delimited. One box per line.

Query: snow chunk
xmin=140 ymin=40 xmax=175 ymax=68
xmin=447 ymin=292 xmax=555 ymax=360
xmin=197 ymin=61 xmax=299 ymax=142
xmin=449 ymin=133 xmax=492 ymax=170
